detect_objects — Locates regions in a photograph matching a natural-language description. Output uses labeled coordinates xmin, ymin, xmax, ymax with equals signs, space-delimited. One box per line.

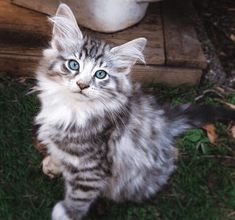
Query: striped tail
xmin=165 ymin=104 xmax=235 ymax=137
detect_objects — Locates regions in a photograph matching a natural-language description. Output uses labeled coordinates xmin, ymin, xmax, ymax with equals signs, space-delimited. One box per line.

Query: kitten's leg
xmin=52 ymin=177 xmax=102 ymax=220
xmin=42 ymin=155 xmax=62 ymax=178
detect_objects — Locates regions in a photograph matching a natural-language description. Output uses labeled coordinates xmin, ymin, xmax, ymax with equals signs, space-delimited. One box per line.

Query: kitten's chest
xmin=50 ymin=124 xmax=94 ymax=146
xmin=38 ymin=114 xmax=113 ymax=154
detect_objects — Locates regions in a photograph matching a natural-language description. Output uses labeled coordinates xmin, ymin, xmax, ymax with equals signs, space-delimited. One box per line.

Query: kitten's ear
xmin=110 ymin=38 xmax=147 ymax=74
xmin=49 ymin=3 xmax=83 ymax=50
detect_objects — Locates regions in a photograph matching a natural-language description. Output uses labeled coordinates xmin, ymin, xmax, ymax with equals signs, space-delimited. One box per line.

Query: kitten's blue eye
xmin=68 ymin=59 xmax=79 ymax=71
xmin=95 ymin=70 xmax=108 ymax=79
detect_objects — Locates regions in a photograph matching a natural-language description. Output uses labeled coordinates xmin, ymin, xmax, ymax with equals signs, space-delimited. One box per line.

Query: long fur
xmin=35 ymin=4 xmax=235 ymax=220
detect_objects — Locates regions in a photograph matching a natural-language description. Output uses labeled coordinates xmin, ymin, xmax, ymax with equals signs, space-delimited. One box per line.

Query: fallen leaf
xmin=202 ymin=124 xmax=218 ymax=144
xmin=225 ymin=102 xmax=235 ymax=110
xmin=215 ymin=86 xmax=225 ymax=93
xmin=231 ymin=126 xmax=235 ymax=138
xmin=230 ymin=34 xmax=235 ymax=42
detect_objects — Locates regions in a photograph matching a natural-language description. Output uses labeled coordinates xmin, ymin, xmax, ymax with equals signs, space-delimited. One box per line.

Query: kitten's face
xmin=39 ymin=4 xmax=146 ymax=103
xmin=43 ymin=37 xmax=130 ymax=102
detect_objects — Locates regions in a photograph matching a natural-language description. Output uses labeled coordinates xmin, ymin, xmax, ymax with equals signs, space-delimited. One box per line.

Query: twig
xmin=201 ymin=155 xmax=235 ymax=160
xmin=195 ymin=89 xmax=224 ymax=102
xmin=228 ymin=211 xmax=235 ymax=218
xmin=215 ymin=98 xmax=235 ymax=110
xmin=220 ymin=86 xmax=235 ymax=93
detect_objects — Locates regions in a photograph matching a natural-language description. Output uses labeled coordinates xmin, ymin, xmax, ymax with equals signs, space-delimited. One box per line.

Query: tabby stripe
xmin=58 ymin=145 xmax=95 ymax=158
xmin=70 ymin=182 xmax=100 ymax=192
xmin=62 ymin=63 xmax=68 ymax=72
xmin=64 ymin=163 xmax=79 ymax=173
xmin=95 ymin=54 xmax=103 ymax=62
xmin=77 ymin=165 xmax=100 ymax=173
xmin=91 ymin=170 xmax=106 ymax=178
xmin=63 ymin=163 xmax=100 ymax=174
xmin=68 ymin=195 xmax=92 ymax=202
xmin=74 ymin=176 xmax=101 ymax=182
xmin=48 ymin=61 xmax=57 ymax=70
xmin=57 ymin=55 xmax=67 ymax=61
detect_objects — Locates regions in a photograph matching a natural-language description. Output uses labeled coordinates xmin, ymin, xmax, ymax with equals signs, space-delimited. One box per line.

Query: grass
xmin=0 ymin=74 xmax=235 ymax=220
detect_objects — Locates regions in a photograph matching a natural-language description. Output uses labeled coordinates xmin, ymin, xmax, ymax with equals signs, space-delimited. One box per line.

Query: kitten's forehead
xmin=79 ymin=35 xmax=110 ymax=62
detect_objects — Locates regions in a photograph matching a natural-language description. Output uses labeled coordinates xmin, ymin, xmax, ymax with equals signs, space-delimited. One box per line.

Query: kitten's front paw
xmin=52 ymin=201 xmax=83 ymax=220
xmin=41 ymin=156 xmax=62 ymax=178
xmin=52 ymin=202 xmax=70 ymax=220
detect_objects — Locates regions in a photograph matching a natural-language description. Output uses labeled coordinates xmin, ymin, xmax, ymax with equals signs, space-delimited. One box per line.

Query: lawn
xmin=0 ymin=74 xmax=235 ymax=220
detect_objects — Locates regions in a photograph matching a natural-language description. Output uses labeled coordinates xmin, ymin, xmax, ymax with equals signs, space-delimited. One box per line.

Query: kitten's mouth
xmin=78 ymin=91 xmax=89 ymax=98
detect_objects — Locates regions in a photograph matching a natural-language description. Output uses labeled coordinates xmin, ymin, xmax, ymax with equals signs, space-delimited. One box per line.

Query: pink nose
xmin=76 ymin=82 xmax=90 ymax=90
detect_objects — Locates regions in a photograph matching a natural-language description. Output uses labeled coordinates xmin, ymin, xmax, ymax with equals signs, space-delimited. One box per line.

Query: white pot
xmin=65 ymin=0 xmax=161 ymax=32
xmin=13 ymin=0 xmax=162 ymax=33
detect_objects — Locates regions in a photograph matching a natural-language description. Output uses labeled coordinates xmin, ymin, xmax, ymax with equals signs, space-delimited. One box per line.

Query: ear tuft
xmin=54 ymin=4 xmax=77 ymax=24
xmin=110 ymin=38 xmax=147 ymax=74
xmin=49 ymin=3 xmax=83 ymax=50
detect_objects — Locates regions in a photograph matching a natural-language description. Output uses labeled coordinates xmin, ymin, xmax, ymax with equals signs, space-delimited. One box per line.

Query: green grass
xmin=1 ymin=74 xmax=235 ymax=220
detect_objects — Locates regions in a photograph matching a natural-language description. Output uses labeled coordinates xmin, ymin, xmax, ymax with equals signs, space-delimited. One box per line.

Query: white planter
xmin=71 ymin=0 xmax=149 ymax=33
xmin=12 ymin=0 xmax=162 ymax=33
xmin=72 ymin=0 xmax=163 ymax=33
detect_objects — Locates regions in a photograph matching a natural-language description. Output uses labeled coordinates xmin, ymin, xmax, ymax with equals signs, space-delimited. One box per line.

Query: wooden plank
xmin=10 ymin=0 xmax=165 ymax=65
xmin=11 ymin=0 xmax=58 ymax=15
xmin=1 ymin=1 xmax=201 ymax=85
xmin=0 ymin=53 xmax=40 ymax=76
xmin=133 ymin=65 xmax=202 ymax=85
xmin=0 ymin=0 xmax=50 ymax=57
xmin=0 ymin=1 xmax=45 ymax=75
xmin=0 ymin=51 xmax=201 ymax=85
xmin=0 ymin=1 xmax=50 ymax=34
xmin=163 ymin=0 xmax=207 ymax=69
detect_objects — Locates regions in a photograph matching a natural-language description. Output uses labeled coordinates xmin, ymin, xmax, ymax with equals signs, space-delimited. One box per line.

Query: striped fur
xmin=34 ymin=3 xmax=235 ymax=220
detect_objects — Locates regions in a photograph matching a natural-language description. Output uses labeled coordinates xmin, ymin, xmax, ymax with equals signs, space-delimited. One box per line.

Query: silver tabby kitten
xmin=35 ymin=4 xmax=235 ymax=220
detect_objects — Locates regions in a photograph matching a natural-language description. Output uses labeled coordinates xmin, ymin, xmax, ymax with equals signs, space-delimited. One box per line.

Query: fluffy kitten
xmin=35 ymin=4 xmax=235 ymax=220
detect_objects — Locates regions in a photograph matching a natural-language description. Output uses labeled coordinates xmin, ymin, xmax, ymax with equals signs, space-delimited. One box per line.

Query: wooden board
xmin=0 ymin=0 xmax=203 ymax=85
xmin=0 ymin=53 xmax=39 ymax=76
xmin=133 ymin=65 xmax=202 ymax=85
xmin=0 ymin=0 xmax=50 ymax=59
xmin=11 ymin=0 xmax=59 ymax=15
xmin=0 ymin=53 xmax=201 ymax=85
xmin=0 ymin=1 xmax=50 ymax=34
xmin=163 ymin=0 xmax=207 ymax=68
xmin=10 ymin=1 xmax=165 ymax=65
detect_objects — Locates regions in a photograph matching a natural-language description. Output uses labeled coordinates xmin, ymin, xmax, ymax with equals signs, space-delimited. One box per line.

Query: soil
xmin=193 ymin=0 xmax=235 ymax=88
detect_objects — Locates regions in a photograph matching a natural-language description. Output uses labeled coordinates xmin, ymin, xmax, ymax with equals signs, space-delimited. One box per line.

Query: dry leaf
xmin=230 ymin=34 xmax=235 ymax=42
xmin=203 ymin=124 xmax=218 ymax=144
xmin=215 ymin=86 xmax=225 ymax=93
xmin=225 ymin=102 xmax=235 ymax=110
xmin=231 ymin=126 xmax=235 ymax=138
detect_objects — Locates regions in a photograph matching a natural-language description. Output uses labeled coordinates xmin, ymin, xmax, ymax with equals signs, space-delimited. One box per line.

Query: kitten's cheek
xmin=84 ymin=88 xmax=95 ymax=97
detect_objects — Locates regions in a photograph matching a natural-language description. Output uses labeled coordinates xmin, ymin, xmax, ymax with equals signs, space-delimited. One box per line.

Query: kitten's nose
xmin=76 ymin=82 xmax=90 ymax=90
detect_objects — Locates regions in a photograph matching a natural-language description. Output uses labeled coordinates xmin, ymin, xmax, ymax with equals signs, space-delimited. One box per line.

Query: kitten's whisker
xmin=98 ymin=96 xmax=128 ymax=129
xmin=98 ymin=98 xmax=120 ymax=127
xmin=27 ymin=86 xmax=40 ymax=95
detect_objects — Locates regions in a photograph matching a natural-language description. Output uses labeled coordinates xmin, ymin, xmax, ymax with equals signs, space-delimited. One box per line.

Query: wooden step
xmin=0 ymin=0 xmax=206 ymax=85
xmin=163 ymin=0 xmax=207 ymax=69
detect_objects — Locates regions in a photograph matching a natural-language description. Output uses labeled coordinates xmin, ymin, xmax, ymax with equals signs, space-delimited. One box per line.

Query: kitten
xmin=35 ymin=4 xmax=235 ymax=220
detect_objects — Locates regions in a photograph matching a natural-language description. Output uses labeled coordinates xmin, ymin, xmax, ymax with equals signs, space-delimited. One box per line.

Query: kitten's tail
xmin=165 ymin=104 xmax=235 ymax=137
